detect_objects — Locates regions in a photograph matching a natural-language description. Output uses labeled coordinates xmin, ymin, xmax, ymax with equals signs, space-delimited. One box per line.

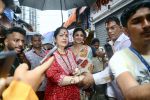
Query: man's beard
xmin=7 ymin=46 xmax=23 ymax=54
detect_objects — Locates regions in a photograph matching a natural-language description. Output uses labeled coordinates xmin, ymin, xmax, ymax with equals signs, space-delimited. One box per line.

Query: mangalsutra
xmin=57 ymin=48 xmax=66 ymax=54
xmin=73 ymin=45 xmax=83 ymax=56
xmin=57 ymin=50 xmax=73 ymax=73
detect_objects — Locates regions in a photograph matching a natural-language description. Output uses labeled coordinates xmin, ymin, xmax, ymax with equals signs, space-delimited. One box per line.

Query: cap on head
xmin=121 ymin=0 xmax=150 ymax=27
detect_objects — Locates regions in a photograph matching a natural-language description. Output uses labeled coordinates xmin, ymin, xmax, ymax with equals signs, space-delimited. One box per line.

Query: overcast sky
xmin=38 ymin=10 xmax=68 ymax=34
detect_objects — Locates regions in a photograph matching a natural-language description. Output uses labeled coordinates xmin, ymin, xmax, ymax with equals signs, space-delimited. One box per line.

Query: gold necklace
xmin=57 ymin=50 xmax=73 ymax=73
xmin=73 ymin=45 xmax=84 ymax=56
xmin=57 ymin=48 xmax=66 ymax=54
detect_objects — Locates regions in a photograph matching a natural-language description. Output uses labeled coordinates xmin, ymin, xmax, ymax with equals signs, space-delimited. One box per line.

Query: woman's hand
xmin=73 ymin=68 xmax=81 ymax=76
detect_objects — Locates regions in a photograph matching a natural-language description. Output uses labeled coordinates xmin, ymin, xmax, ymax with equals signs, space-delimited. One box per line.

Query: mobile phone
xmin=0 ymin=51 xmax=16 ymax=78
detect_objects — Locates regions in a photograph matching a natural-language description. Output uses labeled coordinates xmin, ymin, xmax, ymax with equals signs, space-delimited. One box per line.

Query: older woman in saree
xmin=44 ymin=27 xmax=84 ymax=100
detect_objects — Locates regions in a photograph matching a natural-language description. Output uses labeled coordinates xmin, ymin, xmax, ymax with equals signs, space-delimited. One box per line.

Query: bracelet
xmin=78 ymin=76 xmax=81 ymax=82
xmin=70 ymin=78 xmax=75 ymax=84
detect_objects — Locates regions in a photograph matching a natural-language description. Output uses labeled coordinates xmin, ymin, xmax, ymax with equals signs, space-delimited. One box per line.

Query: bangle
xmin=78 ymin=76 xmax=81 ymax=82
xmin=70 ymin=78 xmax=75 ymax=84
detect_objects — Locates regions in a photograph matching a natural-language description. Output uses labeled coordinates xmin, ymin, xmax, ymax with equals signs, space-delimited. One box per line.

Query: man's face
xmin=127 ymin=7 xmax=150 ymax=47
xmin=31 ymin=36 xmax=42 ymax=48
xmin=105 ymin=21 xmax=122 ymax=42
xmin=5 ymin=32 xmax=25 ymax=54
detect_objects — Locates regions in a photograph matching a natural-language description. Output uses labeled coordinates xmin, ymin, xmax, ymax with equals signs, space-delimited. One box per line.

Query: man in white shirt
xmin=109 ymin=0 xmax=150 ymax=99
xmin=105 ymin=16 xmax=131 ymax=52
xmin=82 ymin=16 xmax=131 ymax=100
xmin=105 ymin=16 xmax=131 ymax=100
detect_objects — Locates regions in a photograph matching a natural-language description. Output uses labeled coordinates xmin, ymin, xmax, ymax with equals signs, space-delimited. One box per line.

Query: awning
xmin=63 ymin=6 xmax=87 ymax=28
xmin=63 ymin=8 xmax=77 ymax=28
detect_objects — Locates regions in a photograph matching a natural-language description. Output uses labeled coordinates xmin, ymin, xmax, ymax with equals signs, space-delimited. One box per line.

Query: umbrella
xmin=18 ymin=0 xmax=96 ymax=10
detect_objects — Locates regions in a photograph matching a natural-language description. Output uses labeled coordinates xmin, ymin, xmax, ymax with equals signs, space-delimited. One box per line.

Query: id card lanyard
xmin=129 ymin=47 xmax=150 ymax=72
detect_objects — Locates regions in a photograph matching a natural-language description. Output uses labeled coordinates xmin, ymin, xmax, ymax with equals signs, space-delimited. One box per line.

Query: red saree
xmin=44 ymin=49 xmax=80 ymax=100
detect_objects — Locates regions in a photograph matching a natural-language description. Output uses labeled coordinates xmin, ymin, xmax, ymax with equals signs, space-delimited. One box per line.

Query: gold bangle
xmin=78 ymin=76 xmax=80 ymax=82
xmin=70 ymin=78 xmax=75 ymax=84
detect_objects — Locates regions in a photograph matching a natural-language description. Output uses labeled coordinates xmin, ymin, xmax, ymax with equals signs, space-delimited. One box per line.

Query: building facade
xmin=14 ymin=0 xmax=40 ymax=32
xmin=20 ymin=6 xmax=39 ymax=32
xmin=90 ymin=0 xmax=134 ymax=46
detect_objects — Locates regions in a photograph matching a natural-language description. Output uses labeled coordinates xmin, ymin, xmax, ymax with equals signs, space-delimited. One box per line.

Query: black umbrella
xmin=18 ymin=0 xmax=96 ymax=10
xmin=19 ymin=0 xmax=96 ymax=24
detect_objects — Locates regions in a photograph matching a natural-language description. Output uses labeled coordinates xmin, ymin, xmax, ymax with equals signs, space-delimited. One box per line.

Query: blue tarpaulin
xmin=42 ymin=31 xmax=54 ymax=44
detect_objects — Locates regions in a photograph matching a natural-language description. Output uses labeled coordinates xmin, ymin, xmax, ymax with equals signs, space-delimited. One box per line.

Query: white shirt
xmin=93 ymin=33 xmax=131 ymax=99
xmin=93 ymin=67 xmax=112 ymax=85
xmin=110 ymin=48 xmax=150 ymax=84
xmin=113 ymin=33 xmax=131 ymax=52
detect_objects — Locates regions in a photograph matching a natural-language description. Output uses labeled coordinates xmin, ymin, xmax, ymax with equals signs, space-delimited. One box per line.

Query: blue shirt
xmin=25 ymin=48 xmax=46 ymax=69
xmin=25 ymin=48 xmax=47 ymax=91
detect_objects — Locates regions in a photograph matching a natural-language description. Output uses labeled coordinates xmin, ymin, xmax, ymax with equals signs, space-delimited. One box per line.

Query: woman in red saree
xmin=44 ymin=27 xmax=84 ymax=100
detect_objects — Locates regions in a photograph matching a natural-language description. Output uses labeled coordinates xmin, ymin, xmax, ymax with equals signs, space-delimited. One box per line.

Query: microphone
xmin=40 ymin=46 xmax=57 ymax=64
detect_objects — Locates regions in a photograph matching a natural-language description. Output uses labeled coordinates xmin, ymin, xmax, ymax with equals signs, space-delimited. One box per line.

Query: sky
xmin=14 ymin=0 xmax=69 ymax=35
xmin=38 ymin=10 xmax=68 ymax=35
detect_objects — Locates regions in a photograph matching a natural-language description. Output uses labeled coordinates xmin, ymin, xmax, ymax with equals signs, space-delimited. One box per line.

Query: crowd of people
xmin=0 ymin=0 xmax=150 ymax=100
